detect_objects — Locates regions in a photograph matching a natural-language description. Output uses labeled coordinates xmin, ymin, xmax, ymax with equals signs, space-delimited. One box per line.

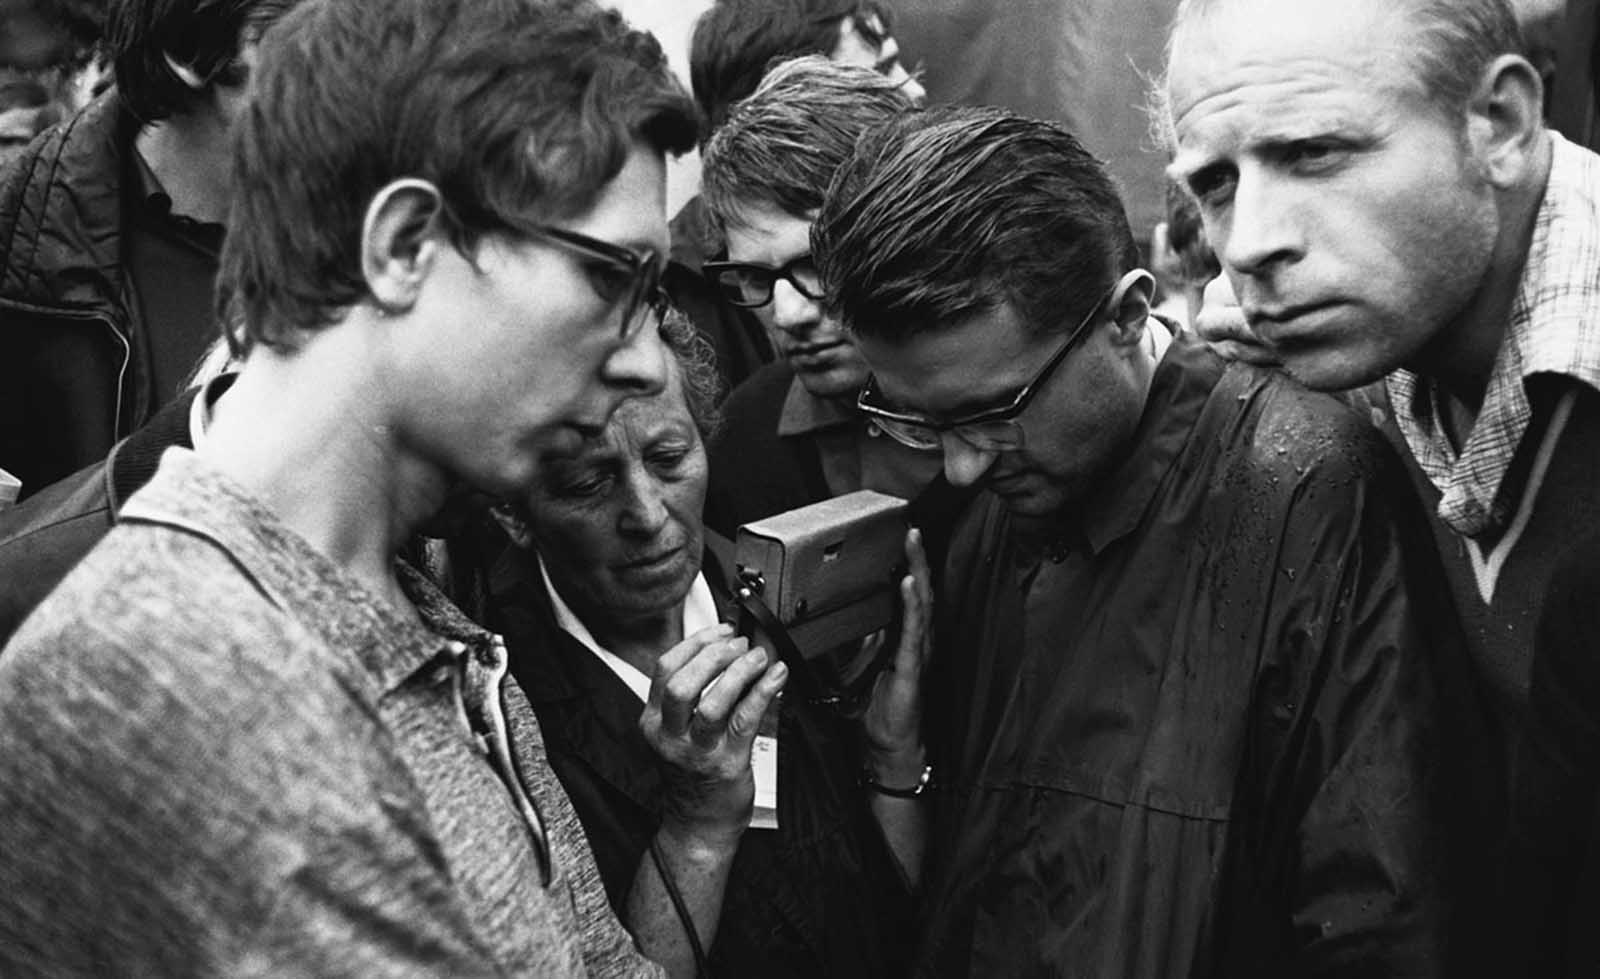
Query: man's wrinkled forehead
xmin=1165 ymin=0 xmax=1418 ymax=113
xmin=1174 ymin=0 xmax=1413 ymax=59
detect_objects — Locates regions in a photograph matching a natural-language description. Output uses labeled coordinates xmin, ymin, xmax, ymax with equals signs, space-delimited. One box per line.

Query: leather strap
xmin=728 ymin=580 xmax=898 ymax=713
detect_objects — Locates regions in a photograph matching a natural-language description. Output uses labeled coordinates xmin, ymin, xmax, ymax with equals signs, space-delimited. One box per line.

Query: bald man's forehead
xmin=1166 ymin=0 xmax=1422 ymax=106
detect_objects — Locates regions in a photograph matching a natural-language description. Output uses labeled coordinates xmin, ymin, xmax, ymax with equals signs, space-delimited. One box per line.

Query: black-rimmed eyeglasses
xmin=524 ymin=223 xmax=669 ymax=340
xmin=702 ymin=255 xmax=825 ymax=309
xmin=856 ymin=285 xmax=1116 ymax=452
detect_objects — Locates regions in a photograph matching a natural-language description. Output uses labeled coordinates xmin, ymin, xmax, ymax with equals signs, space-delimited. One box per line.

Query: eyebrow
xmin=940 ymin=385 xmax=1024 ymax=419
xmin=883 ymin=376 xmax=1024 ymax=421
xmin=1167 ymin=107 xmax=1366 ymax=178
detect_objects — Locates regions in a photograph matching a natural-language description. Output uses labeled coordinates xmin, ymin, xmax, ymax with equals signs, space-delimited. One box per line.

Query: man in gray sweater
xmin=0 ymin=0 xmax=787 ymax=974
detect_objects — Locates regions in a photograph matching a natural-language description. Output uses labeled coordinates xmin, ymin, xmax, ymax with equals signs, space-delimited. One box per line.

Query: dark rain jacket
xmin=0 ymin=382 xmax=209 ymax=647
xmin=0 ymin=94 xmax=150 ymax=500
xmin=916 ymin=332 xmax=1478 ymax=978
xmin=485 ymin=545 xmax=916 ymax=978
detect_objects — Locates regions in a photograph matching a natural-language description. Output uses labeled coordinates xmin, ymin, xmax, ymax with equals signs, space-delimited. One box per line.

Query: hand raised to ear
xmin=863 ymin=527 xmax=933 ymax=781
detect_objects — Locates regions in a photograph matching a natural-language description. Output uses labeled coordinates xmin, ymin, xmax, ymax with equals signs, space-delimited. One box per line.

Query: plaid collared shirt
xmin=1388 ymin=132 xmax=1600 ymax=537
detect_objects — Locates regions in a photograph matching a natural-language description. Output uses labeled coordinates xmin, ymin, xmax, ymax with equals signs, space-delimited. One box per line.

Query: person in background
xmin=485 ymin=313 xmax=928 ymax=977
xmin=667 ymin=0 xmax=925 ymax=397
xmin=0 ymin=0 xmax=785 ymax=973
xmin=0 ymin=0 xmax=104 ymax=76
xmin=813 ymin=103 xmax=1473 ymax=976
xmin=0 ymin=0 xmax=304 ymax=502
xmin=0 ymin=76 xmax=60 ymax=165
xmin=1148 ymin=179 xmax=1220 ymax=329
xmin=697 ymin=56 xmax=940 ymax=538
xmin=689 ymin=0 xmax=922 ymax=138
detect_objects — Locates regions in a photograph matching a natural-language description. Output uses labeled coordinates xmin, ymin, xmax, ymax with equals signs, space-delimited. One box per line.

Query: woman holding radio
xmin=482 ymin=316 xmax=932 ymax=978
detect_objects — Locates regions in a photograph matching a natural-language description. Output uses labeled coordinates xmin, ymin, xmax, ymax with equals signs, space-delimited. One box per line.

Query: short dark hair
xmin=108 ymin=0 xmax=299 ymax=123
xmin=689 ymin=0 xmax=891 ymax=137
xmin=701 ymin=55 xmax=918 ymax=232
xmin=813 ymin=105 xmax=1139 ymax=344
xmin=218 ymin=0 xmax=698 ymax=354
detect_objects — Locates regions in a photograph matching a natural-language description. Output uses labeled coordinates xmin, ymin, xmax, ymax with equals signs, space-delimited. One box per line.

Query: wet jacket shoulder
xmin=1200 ymin=365 xmax=1482 ymax=977
xmin=924 ymin=340 xmax=1473 ymax=977
xmin=0 ymin=385 xmax=201 ymax=648
xmin=0 ymin=93 xmax=146 ymax=500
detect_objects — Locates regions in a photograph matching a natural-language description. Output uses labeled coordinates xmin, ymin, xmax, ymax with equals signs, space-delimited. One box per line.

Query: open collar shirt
xmin=1388 ymin=132 xmax=1600 ymax=537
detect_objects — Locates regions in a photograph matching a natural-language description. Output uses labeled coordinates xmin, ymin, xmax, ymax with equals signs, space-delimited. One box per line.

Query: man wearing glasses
xmin=667 ymin=0 xmax=926 ymax=399
xmin=0 ymin=1 xmax=787 ymax=974
xmin=696 ymin=56 xmax=940 ymax=537
xmin=813 ymin=104 xmax=1478 ymax=976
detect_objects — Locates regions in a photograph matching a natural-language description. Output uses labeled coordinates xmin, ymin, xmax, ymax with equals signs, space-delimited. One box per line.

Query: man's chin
xmin=990 ymin=484 xmax=1061 ymax=519
xmin=794 ymin=365 xmax=868 ymax=401
xmin=1277 ymin=349 xmax=1389 ymax=394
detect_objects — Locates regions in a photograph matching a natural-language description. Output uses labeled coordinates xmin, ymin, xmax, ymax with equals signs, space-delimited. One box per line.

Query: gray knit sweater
xmin=0 ymin=448 xmax=662 ymax=977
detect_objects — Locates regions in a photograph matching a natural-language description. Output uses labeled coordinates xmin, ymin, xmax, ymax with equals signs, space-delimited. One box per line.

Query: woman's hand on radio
xmin=641 ymin=623 xmax=788 ymax=847
xmin=862 ymin=528 xmax=932 ymax=778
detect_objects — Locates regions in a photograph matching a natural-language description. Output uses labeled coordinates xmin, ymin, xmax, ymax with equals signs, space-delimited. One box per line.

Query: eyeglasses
xmin=525 ymin=223 xmax=669 ymax=341
xmin=856 ymin=285 xmax=1116 ymax=452
xmin=702 ymin=255 xmax=825 ymax=309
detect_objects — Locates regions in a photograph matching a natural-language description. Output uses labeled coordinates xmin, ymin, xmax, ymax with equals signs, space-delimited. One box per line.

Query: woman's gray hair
xmin=659 ymin=305 xmax=725 ymax=440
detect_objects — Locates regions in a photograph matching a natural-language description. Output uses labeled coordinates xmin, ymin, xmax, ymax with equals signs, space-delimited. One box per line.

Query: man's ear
xmin=490 ymin=504 xmax=536 ymax=550
xmin=361 ymin=178 xmax=445 ymax=314
xmin=1108 ymin=268 xmax=1156 ymax=345
xmin=1466 ymin=54 xmax=1546 ymax=189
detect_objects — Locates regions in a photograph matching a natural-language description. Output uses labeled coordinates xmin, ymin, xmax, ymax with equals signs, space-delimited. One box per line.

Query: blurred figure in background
xmin=0 ymin=75 xmax=61 ymax=166
xmin=0 ymin=0 xmax=295 ymax=502
xmin=1148 ymin=179 xmax=1221 ymax=329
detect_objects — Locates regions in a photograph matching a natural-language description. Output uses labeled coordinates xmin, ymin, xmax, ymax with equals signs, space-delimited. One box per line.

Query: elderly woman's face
xmin=527 ymin=369 xmax=709 ymax=623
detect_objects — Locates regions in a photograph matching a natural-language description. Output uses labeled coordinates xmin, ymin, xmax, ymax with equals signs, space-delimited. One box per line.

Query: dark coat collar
xmin=104 ymin=373 xmax=236 ymax=511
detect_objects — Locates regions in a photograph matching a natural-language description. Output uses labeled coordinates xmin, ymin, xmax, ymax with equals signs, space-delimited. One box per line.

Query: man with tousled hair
xmin=0 ymin=1 xmax=787 ymax=974
xmin=0 ymin=0 xmax=298 ymax=501
xmin=812 ymin=103 xmax=1473 ymax=976
xmin=666 ymin=0 xmax=924 ymax=396
xmin=697 ymin=55 xmax=939 ymax=538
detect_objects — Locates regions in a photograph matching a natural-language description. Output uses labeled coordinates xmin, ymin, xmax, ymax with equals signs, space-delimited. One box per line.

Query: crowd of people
xmin=0 ymin=0 xmax=1597 ymax=975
